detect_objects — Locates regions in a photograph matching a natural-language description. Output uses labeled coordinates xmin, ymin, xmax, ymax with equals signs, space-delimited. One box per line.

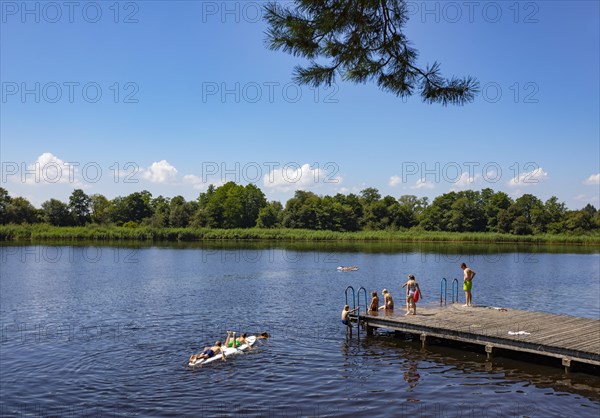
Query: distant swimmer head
xmin=408 ymin=274 xmax=415 ymax=280
xmin=216 ymin=341 xmax=222 ymax=346
xmin=344 ymin=305 xmax=349 ymax=310
xmin=241 ymin=333 xmax=247 ymax=338
xmin=382 ymin=289 xmax=388 ymax=294
xmin=260 ymin=332 xmax=269 ymax=339
xmin=371 ymin=291 xmax=377 ymax=297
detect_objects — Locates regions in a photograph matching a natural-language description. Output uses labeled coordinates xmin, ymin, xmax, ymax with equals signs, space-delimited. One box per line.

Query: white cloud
xmin=20 ymin=152 xmax=82 ymax=186
xmin=142 ymin=160 xmax=178 ymax=183
xmin=183 ymin=174 xmax=203 ymax=189
xmin=450 ymin=172 xmax=482 ymax=191
xmin=183 ymin=174 xmax=225 ymax=191
xmin=583 ymin=173 xmax=600 ymax=185
xmin=263 ymin=163 xmax=342 ymax=192
xmin=410 ymin=179 xmax=435 ymax=190
xmin=507 ymin=167 xmax=548 ymax=188
xmin=389 ymin=175 xmax=402 ymax=187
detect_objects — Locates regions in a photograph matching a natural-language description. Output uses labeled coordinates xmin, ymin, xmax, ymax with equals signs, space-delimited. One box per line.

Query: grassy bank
xmin=1 ymin=224 xmax=599 ymax=245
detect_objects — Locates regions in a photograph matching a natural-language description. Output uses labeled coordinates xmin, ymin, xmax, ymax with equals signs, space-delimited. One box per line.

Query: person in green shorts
xmin=461 ymin=262 xmax=476 ymax=307
xmin=225 ymin=331 xmax=254 ymax=351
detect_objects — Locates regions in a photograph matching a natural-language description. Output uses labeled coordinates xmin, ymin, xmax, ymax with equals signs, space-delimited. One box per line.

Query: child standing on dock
xmin=461 ymin=263 xmax=476 ymax=307
xmin=402 ymin=274 xmax=422 ymax=315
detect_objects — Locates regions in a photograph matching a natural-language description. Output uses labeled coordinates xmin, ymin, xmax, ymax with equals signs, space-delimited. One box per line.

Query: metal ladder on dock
xmin=345 ymin=286 xmax=367 ymax=335
xmin=440 ymin=278 xmax=460 ymax=305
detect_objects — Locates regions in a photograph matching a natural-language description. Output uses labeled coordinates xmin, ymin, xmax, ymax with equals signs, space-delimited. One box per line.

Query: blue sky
xmin=1 ymin=0 xmax=598 ymax=209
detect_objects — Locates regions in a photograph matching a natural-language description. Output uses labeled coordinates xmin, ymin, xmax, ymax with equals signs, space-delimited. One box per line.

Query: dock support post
xmin=485 ymin=344 xmax=493 ymax=360
xmin=420 ymin=333 xmax=427 ymax=349
xmin=562 ymin=357 xmax=571 ymax=374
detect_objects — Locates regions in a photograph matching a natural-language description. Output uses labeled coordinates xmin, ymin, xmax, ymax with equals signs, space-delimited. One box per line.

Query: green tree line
xmin=0 ymin=184 xmax=598 ymax=235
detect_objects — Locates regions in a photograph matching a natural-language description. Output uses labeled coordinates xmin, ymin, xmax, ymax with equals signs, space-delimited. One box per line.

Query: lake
xmin=1 ymin=242 xmax=599 ymax=417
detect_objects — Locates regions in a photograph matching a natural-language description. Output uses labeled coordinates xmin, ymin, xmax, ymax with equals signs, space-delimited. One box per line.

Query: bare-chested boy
xmin=341 ymin=305 xmax=359 ymax=336
xmin=461 ymin=262 xmax=476 ymax=307
xmin=189 ymin=341 xmax=225 ymax=364
xmin=341 ymin=305 xmax=359 ymax=326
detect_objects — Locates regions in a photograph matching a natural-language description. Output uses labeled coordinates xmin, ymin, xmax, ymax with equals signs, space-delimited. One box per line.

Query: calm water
xmin=1 ymin=243 xmax=599 ymax=417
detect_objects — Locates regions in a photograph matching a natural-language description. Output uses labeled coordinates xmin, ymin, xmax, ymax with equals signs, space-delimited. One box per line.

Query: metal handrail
xmin=451 ymin=278 xmax=459 ymax=304
xmin=345 ymin=286 xmax=356 ymax=309
xmin=357 ymin=287 xmax=368 ymax=313
xmin=440 ymin=278 xmax=447 ymax=305
xmin=357 ymin=287 xmax=368 ymax=336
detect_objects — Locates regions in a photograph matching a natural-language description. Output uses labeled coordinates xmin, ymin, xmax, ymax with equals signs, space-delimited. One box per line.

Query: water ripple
xmin=1 ymin=246 xmax=599 ymax=417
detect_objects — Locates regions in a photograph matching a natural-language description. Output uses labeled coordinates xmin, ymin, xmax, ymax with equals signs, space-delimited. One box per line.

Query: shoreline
xmin=1 ymin=225 xmax=599 ymax=245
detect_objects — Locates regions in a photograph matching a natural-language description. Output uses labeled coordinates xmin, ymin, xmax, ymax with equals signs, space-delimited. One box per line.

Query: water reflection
xmin=3 ymin=240 xmax=599 ymax=255
xmin=404 ymin=359 xmax=421 ymax=393
xmin=354 ymin=332 xmax=600 ymax=402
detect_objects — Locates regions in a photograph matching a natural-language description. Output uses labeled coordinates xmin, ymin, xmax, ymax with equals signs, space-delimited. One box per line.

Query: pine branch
xmin=264 ymin=0 xmax=478 ymax=105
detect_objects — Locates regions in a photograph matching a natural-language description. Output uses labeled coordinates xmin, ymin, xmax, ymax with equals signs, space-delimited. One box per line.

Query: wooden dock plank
xmin=535 ymin=325 xmax=599 ymax=349
xmin=573 ymin=341 xmax=600 ymax=354
xmin=531 ymin=322 xmax=596 ymax=346
xmin=351 ymin=305 xmax=600 ymax=367
xmin=548 ymin=328 xmax=600 ymax=353
xmin=460 ymin=312 xmax=593 ymax=348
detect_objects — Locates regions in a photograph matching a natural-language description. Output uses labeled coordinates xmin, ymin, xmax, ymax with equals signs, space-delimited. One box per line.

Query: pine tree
xmin=265 ymin=0 xmax=479 ymax=105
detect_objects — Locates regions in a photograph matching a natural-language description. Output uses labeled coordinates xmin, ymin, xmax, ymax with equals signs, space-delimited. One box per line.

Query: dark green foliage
xmin=333 ymin=193 xmax=363 ymax=230
xmin=0 ymin=185 xmax=597 ymax=237
xmin=0 ymin=187 xmax=10 ymax=224
xmin=69 ymin=189 xmax=91 ymax=226
xmin=360 ymin=187 xmax=381 ymax=204
xmin=419 ymin=191 xmax=458 ymax=231
xmin=281 ymin=191 xmax=353 ymax=231
xmin=90 ymin=194 xmax=113 ymax=225
xmin=257 ymin=201 xmax=284 ymax=228
xmin=147 ymin=195 xmax=170 ymax=227
xmin=111 ymin=191 xmax=153 ymax=225
xmin=495 ymin=194 xmax=546 ymax=235
xmin=41 ymin=199 xmax=72 ymax=226
xmin=395 ymin=195 xmax=428 ymax=229
xmin=264 ymin=0 xmax=479 ymax=105
xmin=0 ymin=189 xmax=39 ymax=225
xmin=168 ymin=196 xmax=198 ymax=228
xmin=361 ymin=198 xmax=391 ymax=230
xmin=563 ymin=210 xmax=595 ymax=234
xmin=417 ymin=190 xmax=599 ymax=237
xmin=195 ymin=182 xmax=267 ymax=228
xmin=480 ymin=188 xmax=511 ymax=232
xmin=282 ymin=190 xmax=320 ymax=229
xmin=6 ymin=196 xmax=40 ymax=224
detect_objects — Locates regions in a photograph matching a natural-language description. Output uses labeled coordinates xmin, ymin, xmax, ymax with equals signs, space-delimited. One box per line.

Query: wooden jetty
xmin=349 ymin=304 xmax=600 ymax=372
